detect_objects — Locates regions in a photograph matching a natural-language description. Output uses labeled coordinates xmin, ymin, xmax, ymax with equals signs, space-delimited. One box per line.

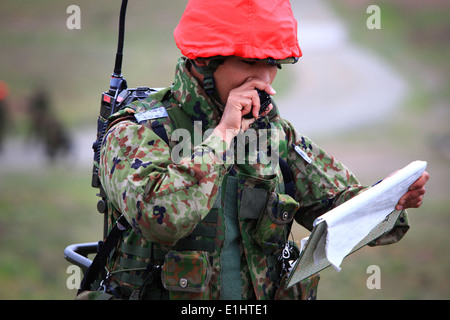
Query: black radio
xmin=243 ymin=88 xmax=272 ymax=119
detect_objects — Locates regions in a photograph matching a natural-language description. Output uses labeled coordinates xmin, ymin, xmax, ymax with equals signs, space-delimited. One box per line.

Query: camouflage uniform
xmin=97 ymin=57 xmax=409 ymax=300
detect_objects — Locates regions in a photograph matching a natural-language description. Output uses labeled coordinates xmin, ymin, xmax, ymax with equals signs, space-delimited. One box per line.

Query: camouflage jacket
xmin=98 ymin=57 xmax=410 ymax=300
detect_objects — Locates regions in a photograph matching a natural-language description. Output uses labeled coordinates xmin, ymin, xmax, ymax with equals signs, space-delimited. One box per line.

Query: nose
xmin=254 ymin=63 xmax=277 ymax=84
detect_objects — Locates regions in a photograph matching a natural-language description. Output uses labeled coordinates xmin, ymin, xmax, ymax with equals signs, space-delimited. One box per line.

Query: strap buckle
xmin=98 ymin=271 xmax=112 ymax=293
xmin=116 ymin=214 xmax=130 ymax=231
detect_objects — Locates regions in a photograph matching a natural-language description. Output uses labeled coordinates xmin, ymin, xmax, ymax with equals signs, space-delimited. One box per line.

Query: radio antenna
xmin=92 ymin=0 xmax=129 ymax=239
xmin=112 ymin=0 xmax=128 ymax=78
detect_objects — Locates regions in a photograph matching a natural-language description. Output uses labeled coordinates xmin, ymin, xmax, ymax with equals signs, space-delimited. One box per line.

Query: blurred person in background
xmin=28 ymin=87 xmax=71 ymax=161
xmin=0 ymin=81 xmax=10 ymax=152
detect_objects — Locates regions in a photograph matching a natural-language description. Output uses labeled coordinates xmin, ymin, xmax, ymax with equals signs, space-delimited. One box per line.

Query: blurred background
xmin=0 ymin=0 xmax=448 ymax=299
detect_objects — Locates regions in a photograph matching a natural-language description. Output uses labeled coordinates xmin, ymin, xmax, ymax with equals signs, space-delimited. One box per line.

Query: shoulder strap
xmin=78 ymin=215 xmax=130 ymax=294
xmin=150 ymin=120 xmax=170 ymax=146
xmin=133 ymin=88 xmax=194 ymax=146
xmin=278 ymin=157 xmax=295 ymax=199
xmin=276 ymin=133 xmax=296 ymax=199
xmin=154 ymin=88 xmax=194 ymax=141
xmin=166 ymin=106 xmax=194 ymax=139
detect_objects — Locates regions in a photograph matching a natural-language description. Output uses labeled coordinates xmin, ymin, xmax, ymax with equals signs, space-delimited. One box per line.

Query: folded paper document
xmin=286 ymin=160 xmax=427 ymax=288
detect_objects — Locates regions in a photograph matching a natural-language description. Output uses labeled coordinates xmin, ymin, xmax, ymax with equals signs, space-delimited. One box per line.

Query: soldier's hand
xmin=396 ymin=171 xmax=430 ymax=211
xmin=214 ymin=78 xmax=274 ymax=145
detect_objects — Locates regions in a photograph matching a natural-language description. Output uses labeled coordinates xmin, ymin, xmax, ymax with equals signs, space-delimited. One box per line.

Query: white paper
xmin=312 ymin=160 xmax=427 ymax=271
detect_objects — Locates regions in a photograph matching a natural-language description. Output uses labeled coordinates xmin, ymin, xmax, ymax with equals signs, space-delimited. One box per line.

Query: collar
xmin=171 ymin=57 xmax=223 ymax=132
xmin=170 ymin=57 xmax=280 ymax=132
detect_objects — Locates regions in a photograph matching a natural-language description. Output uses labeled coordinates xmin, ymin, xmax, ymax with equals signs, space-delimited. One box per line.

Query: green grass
xmin=328 ymin=0 xmax=450 ymax=101
xmin=308 ymin=0 xmax=450 ymax=300
xmin=315 ymin=198 xmax=450 ymax=299
xmin=0 ymin=0 xmax=186 ymax=126
xmin=0 ymin=0 xmax=189 ymax=300
xmin=0 ymin=168 xmax=100 ymax=299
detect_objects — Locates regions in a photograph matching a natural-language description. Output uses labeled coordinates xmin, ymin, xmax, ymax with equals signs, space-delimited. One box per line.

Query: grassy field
xmin=0 ymin=168 xmax=99 ymax=299
xmin=312 ymin=0 xmax=450 ymax=299
xmin=0 ymin=0 xmax=449 ymax=299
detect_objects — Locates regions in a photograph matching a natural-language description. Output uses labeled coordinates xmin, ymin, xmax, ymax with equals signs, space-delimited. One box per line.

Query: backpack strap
xmin=150 ymin=120 xmax=170 ymax=145
xmin=132 ymin=89 xmax=194 ymax=146
xmin=78 ymin=215 xmax=130 ymax=294
xmin=166 ymin=106 xmax=194 ymax=139
xmin=278 ymin=157 xmax=295 ymax=199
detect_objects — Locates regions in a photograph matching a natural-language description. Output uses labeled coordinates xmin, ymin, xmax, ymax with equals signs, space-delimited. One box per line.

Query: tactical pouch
xmin=161 ymin=250 xmax=211 ymax=300
xmin=238 ymin=173 xmax=278 ymax=220
xmin=252 ymin=192 xmax=299 ymax=252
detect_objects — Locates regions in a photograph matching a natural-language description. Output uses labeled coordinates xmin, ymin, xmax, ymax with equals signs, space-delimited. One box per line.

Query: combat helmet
xmin=173 ymin=0 xmax=301 ymax=97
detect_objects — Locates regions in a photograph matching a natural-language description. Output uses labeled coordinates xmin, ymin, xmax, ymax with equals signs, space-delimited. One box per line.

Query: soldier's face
xmin=213 ymin=56 xmax=278 ymax=104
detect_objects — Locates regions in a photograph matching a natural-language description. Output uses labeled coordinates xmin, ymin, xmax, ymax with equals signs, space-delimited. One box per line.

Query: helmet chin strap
xmin=189 ymin=58 xmax=225 ymax=104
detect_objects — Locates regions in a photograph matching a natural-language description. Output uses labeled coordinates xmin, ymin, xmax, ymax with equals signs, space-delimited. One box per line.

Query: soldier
xmin=0 ymin=81 xmax=10 ymax=152
xmin=28 ymin=87 xmax=71 ymax=161
xmin=82 ymin=0 xmax=429 ymax=300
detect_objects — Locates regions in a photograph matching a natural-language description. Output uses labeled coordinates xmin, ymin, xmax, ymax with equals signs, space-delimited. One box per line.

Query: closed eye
xmin=242 ymin=59 xmax=257 ymax=65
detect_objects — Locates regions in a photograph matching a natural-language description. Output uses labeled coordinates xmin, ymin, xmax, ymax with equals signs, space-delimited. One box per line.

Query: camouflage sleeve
xmin=279 ymin=118 xmax=409 ymax=244
xmin=99 ymin=120 xmax=228 ymax=246
xmin=276 ymin=118 xmax=365 ymax=230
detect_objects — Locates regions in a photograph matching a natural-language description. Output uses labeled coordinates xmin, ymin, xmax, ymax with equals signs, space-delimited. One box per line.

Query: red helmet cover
xmin=174 ymin=0 xmax=302 ymax=60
